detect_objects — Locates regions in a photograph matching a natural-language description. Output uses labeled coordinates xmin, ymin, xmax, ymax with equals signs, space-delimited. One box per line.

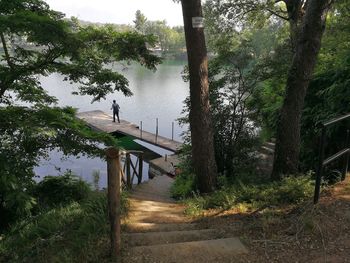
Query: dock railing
xmin=139 ymin=118 xmax=176 ymax=143
xmin=120 ymin=150 xmax=144 ymax=189
xmin=314 ymin=113 xmax=350 ymax=204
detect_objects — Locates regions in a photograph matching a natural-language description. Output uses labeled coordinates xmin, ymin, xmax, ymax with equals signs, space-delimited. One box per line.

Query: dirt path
xmin=122 ymin=175 xmax=248 ymax=263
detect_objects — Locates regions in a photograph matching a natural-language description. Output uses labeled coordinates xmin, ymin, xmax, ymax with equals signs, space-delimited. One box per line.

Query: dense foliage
xmin=0 ymin=106 xmax=114 ymax=229
xmin=0 ymin=0 xmax=160 ymax=229
xmin=0 ymin=171 xmax=128 ymax=262
xmin=176 ymin=0 xmax=348 ymax=199
xmin=133 ymin=10 xmax=186 ymax=57
xmin=204 ymin=0 xmax=350 ymax=174
xmin=34 ymin=172 xmax=92 ymax=209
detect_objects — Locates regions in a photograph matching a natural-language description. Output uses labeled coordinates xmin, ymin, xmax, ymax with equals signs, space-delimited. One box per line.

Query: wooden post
xmin=138 ymin=153 xmax=143 ymax=184
xmin=126 ymin=152 xmax=131 ymax=189
xmin=156 ymin=118 xmax=158 ymax=143
xmin=342 ymin=130 xmax=350 ymax=180
xmin=140 ymin=121 xmax=143 ymax=139
xmin=106 ymin=147 xmax=121 ymax=259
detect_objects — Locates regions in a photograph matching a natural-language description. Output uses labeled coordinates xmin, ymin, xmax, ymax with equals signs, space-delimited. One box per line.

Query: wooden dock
xmin=77 ymin=110 xmax=182 ymax=153
xmin=149 ymin=154 xmax=180 ymax=178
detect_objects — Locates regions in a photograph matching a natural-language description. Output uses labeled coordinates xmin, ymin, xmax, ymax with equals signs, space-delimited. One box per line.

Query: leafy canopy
xmin=0 ymin=0 xmax=161 ymax=229
xmin=0 ymin=0 xmax=161 ymax=105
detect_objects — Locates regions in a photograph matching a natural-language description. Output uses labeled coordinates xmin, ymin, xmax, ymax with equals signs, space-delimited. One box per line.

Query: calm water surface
xmin=34 ymin=60 xmax=188 ymax=187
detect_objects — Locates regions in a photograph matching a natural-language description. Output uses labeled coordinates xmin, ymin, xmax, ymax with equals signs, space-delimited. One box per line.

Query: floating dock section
xmin=77 ymin=110 xmax=183 ymax=178
xmin=77 ymin=110 xmax=182 ymax=153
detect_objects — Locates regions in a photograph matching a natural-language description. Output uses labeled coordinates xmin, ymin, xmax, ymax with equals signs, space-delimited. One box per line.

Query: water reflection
xmin=35 ymin=60 xmax=187 ymax=184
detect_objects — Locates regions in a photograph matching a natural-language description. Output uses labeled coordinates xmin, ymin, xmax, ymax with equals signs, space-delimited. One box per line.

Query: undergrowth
xmin=172 ymin=174 xmax=314 ymax=217
xmin=0 ymin=173 xmax=129 ymax=263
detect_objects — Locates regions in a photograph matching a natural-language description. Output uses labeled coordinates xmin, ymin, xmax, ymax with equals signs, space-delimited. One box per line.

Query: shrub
xmin=33 ymin=171 xmax=91 ymax=208
xmin=0 ymin=192 xmax=109 ymax=262
xmin=271 ymin=176 xmax=314 ymax=205
xmin=170 ymin=173 xmax=196 ymax=199
xmin=0 ymin=190 xmax=129 ymax=262
xmin=183 ymin=175 xmax=314 ymax=216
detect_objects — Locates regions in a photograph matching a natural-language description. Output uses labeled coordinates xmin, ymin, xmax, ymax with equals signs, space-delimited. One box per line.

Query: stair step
xmin=124 ymin=237 xmax=248 ymax=263
xmin=260 ymin=145 xmax=274 ymax=155
xmin=256 ymin=152 xmax=273 ymax=160
xmin=127 ymin=211 xmax=187 ymax=224
xmin=124 ymin=228 xmax=222 ymax=247
xmin=131 ymin=188 xmax=171 ymax=199
xmin=263 ymin=141 xmax=275 ymax=149
xmin=128 ymin=199 xmax=179 ymax=208
xmin=128 ymin=205 xmax=184 ymax=212
xmin=129 ymin=192 xmax=175 ymax=203
xmin=125 ymin=222 xmax=200 ymax=233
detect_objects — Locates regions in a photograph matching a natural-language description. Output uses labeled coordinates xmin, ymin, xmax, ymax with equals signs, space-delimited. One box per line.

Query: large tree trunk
xmin=284 ymin=0 xmax=304 ymax=51
xmin=181 ymin=0 xmax=217 ymax=192
xmin=272 ymin=0 xmax=332 ymax=180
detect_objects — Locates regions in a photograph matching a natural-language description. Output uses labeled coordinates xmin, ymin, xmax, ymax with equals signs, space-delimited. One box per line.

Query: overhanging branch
xmin=0 ymin=32 xmax=14 ymax=69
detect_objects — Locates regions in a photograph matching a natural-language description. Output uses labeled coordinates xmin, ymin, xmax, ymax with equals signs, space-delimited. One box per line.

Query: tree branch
xmin=0 ymin=32 xmax=14 ymax=69
xmin=266 ymin=8 xmax=290 ymax=20
xmin=0 ymin=84 xmax=7 ymax=100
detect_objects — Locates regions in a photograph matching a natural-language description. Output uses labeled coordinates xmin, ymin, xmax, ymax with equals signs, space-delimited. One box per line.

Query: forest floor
xmin=194 ymin=175 xmax=350 ymax=262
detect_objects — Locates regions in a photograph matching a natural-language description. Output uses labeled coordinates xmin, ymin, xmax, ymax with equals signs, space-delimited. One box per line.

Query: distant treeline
xmin=77 ymin=11 xmax=187 ymax=59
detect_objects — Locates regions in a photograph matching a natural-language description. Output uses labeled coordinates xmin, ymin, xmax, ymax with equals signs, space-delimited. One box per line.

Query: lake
xmin=34 ymin=60 xmax=189 ymax=187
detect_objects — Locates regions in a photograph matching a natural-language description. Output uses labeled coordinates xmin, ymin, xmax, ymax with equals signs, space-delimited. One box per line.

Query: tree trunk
xmin=181 ymin=0 xmax=217 ymax=192
xmin=272 ymin=0 xmax=332 ymax=180
xmin=284 ymin=0 xmax=304 ymax=52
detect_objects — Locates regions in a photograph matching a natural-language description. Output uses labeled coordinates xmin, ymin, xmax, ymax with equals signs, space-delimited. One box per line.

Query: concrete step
xmin=124 ymin=228 xmax=223 ymax=247
xmin=136 ymin=175 xmax=173 ymax=188
xmin=260 ymin=145 xmax=274 ymax=155
xmin=256 ymin=152 xmax=273 ymax=161
xmin=263 ymin=141 xmax=275 ymax=150
xmin=128 ymin=205 xmax=184 ymax=213
xmin=127 ymin=211 xmax=187 ymax=224
xmin=124 ymin=222 xmax=200 ymax=233
xmin=124 ymin=237 xmax=248 ymax=263
xmin=128 ymin=210 xmax=184 ymax=218
xmin=128 ymin=199 xmax=179 ymax=208
xmin=129 ymin=192 xmax=175 ymax=203
xmin=131 ymin=188 xmax=172 ymax=199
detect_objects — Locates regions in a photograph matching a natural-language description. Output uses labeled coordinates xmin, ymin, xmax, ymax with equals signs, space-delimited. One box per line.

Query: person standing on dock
xmin=111 ymin=100 xmax=120 ymax=123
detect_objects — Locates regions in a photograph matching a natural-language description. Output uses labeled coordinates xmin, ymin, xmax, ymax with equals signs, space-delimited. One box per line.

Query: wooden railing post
xmin=138 ymin=153 xmax=143 ymax=184
xmin=126 ymin=152 xmax=131 ymax=189
xmin=140 ymin=121 xmax=143 ymax=139
xmin=342 ymin=129 xmax=350 ymax=180
xmin=155 ymin=118 xmax=158 ymax=143
xmin=106 ymin=147 xmax=121 ymax=259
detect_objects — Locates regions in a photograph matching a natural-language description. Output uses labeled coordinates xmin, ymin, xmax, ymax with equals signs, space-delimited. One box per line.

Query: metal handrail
xmin=323 ymin=113 xmax=350 ymax=127
xmin=314 ymin=114 xmax=350 ymax=204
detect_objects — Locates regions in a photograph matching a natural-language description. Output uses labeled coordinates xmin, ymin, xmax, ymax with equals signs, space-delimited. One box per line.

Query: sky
xmin=44 ymin=0 xmax=184 ymax=26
